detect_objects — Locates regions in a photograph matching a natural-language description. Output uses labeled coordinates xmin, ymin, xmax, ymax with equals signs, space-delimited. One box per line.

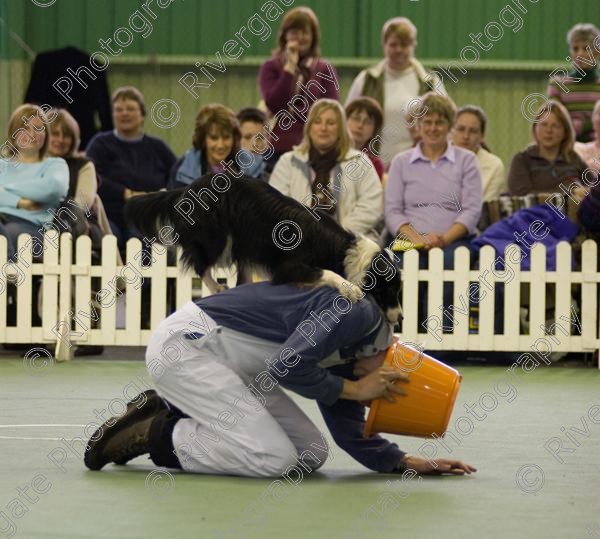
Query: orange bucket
xmin=364 ymin=342 xmax=462 ymax=438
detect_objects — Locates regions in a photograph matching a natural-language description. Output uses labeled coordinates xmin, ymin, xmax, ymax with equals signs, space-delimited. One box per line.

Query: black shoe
xmin=84 ymin=390 xmax=165 ymax=470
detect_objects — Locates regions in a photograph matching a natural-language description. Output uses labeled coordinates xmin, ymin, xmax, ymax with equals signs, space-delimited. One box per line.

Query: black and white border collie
xmin=125 ymin=173 xmax=402 ymax=323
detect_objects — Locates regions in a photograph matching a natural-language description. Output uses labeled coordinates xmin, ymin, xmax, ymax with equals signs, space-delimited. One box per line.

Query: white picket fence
xmin=1 ymin=232 xmax=599 ymax=366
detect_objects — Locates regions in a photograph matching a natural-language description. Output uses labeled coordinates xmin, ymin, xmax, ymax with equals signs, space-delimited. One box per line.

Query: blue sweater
xmin=0 ymin=157 xmax=69 ymax=225
xmin=85 ymin=131 xmax=176 ymax=227
xmin=196 ymin=282 xmax=406 ymax=472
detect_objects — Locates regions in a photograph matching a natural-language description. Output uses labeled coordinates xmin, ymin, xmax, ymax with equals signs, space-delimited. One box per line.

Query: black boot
xmin=84 ymin=390 xmax=166 ymax=470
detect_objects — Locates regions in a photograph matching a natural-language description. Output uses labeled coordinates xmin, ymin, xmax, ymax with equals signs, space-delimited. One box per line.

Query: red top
xmin=365 ymin=150 xmax=385 ymax=181
xmin=259 ymin=56 xmax=339 ymax=153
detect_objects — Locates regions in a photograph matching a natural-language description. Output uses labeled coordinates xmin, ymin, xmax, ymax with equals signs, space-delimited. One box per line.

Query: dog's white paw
xmin=318 ymin=270 xmax=364 ymax=303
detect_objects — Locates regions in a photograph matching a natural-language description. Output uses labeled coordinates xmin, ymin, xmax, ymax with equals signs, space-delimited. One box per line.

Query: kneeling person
xmin=84 ymin=282 xmax=476 ymax=477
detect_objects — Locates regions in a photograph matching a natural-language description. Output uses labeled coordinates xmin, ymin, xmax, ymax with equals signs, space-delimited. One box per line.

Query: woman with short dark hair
xmin=169 ymin=103 xmax=264 ymax=190
xmin=345 ymin=97 xmax=385 ymax=181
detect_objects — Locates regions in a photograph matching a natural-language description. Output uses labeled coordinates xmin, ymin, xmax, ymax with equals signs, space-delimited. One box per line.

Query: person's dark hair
xmin=237 ymin=107 xmax=267 ymax=126
xmin=192 ymin=104 xmax=241 ymax=169
xmin=455 ymin=104 xmax=491 ymax=152
xmin=111 ymin=86 xmax=146 ymax=116
xmin=275 ymin=6 xmax=321 ymax=58
xmin=345 ymin=97 xmax=384 ymax=140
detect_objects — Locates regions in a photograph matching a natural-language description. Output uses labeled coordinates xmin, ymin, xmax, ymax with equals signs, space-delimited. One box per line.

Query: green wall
xmin=1 ymin=0 xmax=599 ymax=166
xmin=2 ymin=0 xmax=599 ymax=60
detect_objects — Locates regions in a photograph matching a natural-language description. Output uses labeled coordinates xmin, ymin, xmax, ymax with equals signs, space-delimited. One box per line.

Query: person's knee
xmin=260 ymin=440 xmax=298 ymax=477
xmin=297 ymin=447 xmax=328 ymax=472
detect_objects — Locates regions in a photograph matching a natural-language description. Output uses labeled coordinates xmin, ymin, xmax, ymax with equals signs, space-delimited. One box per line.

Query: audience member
xmin=385 ymin=93 xmax=482 ymax=330
xmin=575 ymin=100 xmax=600 ymax=174
xmin=385 ymin=92 xmax=482 ymax=262
xmin=346 ymin=17 xmax=445 ymax=166
xmin=508 ymin=101 xmax=588 ymax=198
xmin=269 ymin=99 xmax=383 ymax=241
xmin=547 ymin=23 xmax=600 ymax=143
xmin=236 ymin=107 xmax=271 ymax=177
xmin=0 ymin=104 xmax=68 ymax=260
xmin=259 ymin=7 xmax=339 ymax=167
xmin=451 ymin=105 xmax=506 ymax=201
xmin=86 ymin=86 xmax=176 ymax=249
xmin=47 ymin=109 xmax=112 ymax=247
xmin=345 ymin=97 xmax=385 ymax=181
xmin=169 ymin=104 xmax=265 ymax=190
xmin=237 ymin=108 xmax=269 ymax=153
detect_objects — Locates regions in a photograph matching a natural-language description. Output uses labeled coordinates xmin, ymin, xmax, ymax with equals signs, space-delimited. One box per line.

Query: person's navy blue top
xmin=86 ymin=131 xmax=176 ymax=230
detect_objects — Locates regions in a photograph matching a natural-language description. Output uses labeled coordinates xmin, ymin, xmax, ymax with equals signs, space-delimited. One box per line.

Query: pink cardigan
xmin=259 ymin=55 xmax=339 ymax=153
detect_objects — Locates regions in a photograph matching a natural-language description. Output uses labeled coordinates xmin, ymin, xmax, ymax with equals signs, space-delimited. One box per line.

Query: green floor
xmin=0 ymin=352 xmax=599 ymax=539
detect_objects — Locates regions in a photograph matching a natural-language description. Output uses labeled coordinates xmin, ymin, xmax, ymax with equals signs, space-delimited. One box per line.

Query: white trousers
xmin=145 ymin=301 xmax=329 ymax=478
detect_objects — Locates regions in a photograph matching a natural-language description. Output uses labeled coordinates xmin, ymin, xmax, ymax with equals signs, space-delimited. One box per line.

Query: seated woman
xmin=345 ymin=97 xmax=385 ymax=181
xmin=575 ymin=100 xmax=600 ymax=174
xmin=451 ymin=105 xmax=506 ymax=202
xmin=385 ymin=92 xmax=482 ymax=330
xmin=86 ymin=86 xmax=176 ymax=249
xmin=385 ymin=92 xmax=482 ymax=264
xmin=47 ymin=108 xmax=112 ymax=249
xmin=169 ymin=104 xmax=264 ymax=190
xmin=508 ymin=101 xmax=588 ymax=199
xmin=269 ymin=98 xmax=383 ymax=241
xmin=0 ymin=104 xmax=69 ymax=260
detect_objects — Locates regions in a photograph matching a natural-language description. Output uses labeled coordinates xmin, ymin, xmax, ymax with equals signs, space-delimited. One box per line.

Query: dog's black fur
xmin=125 ymin=173 xmax=402 ymax=322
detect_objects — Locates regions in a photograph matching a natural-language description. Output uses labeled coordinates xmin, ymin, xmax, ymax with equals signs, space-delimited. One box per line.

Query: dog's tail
xmin=124 ymin=189 xmax=188 ymax=240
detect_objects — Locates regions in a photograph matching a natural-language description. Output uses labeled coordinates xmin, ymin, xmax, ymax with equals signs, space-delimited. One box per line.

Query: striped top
xmin=547 ymin=68 xmax=600 ymax=143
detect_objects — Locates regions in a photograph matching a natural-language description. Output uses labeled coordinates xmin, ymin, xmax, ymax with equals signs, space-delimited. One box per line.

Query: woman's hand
xmin=17 ymin=198 xmax=43 ymax=211
xmin=284 ymin=40 xmax=300 ymax=73
xmin=423 ymin=233 xmax=445 ymax=250
xmin=400 ymin=455 xmax=477 ymax=475
xmin=343 ymin=366 xmax=409 ymax=403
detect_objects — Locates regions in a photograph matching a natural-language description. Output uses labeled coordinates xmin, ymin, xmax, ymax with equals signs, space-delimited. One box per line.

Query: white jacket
xmin=269 ymin=148 xmax=384 ymax=241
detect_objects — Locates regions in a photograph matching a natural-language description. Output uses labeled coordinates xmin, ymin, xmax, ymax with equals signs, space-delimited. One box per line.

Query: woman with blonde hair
xmin=508 ymin=100 xmax=588 ymax=197
xmin=269 ymin=98 xmax=383 ymax=240
xmin=259 ymin=6 xmax=338 ymax=167
xmin=0 ymin=104 xmax=68 ymax=259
